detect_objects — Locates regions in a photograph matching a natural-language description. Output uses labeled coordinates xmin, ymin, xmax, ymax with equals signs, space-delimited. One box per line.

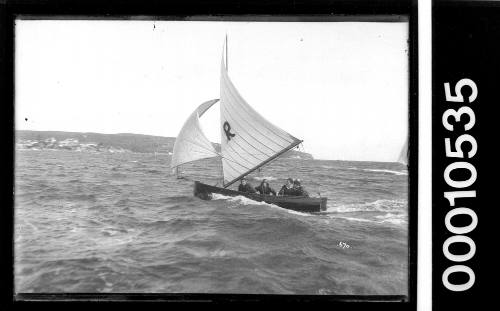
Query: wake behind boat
xmin=170 ymin=36 xmax=327 ymax=213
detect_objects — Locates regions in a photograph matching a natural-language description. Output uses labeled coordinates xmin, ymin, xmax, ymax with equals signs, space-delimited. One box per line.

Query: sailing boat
xmin=397 ymin=136 xmax=409 ymax=166
xmin=170 ymin=38 xmax=327 ymax=213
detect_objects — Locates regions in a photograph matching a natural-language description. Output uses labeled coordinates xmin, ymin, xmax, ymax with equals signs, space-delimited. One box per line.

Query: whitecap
xmin=362 ymin=169 xmax=408 ymax=176
xmin=275 ymin=208 xmax=312 ymax=217
xmin=92 ymin=228 xmax=139 ymax=248
xmin=375 ymin=213 xmax=408 ymax=225
xmin=327 ymin=199 xmax=407 ymax=213
xmin=381 ymin=218 xmax=407 ymax=225
xmin=327 ymin=215 xmax=374 ymax=223
xmin=211 ymin=193 xmax=311 ymax=216
xmin=327 ymin=212 xmax=407 ymax=226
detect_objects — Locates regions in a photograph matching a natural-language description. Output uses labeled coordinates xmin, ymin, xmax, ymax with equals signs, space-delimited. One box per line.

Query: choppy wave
xmin=327 ymin=215 xmax=375 ymax=223
xmin=327 ymin=199 xmax=406 ymax=213
xmin=345 ymin=167 xmax=407 ymax=176
xmin=211 ymin=193 xmax=273 ymax=206
xmin=211 ymin=193 xmax=312 ymax=217
xmin=253 ymin=176 xmax=278 ymax=181
xmin=374 ymin=213 xmax=408 ymax=226
xmin=323 ymin=199 xmax=408 ymax=227
xmin=362 ymin=169 xmax=408 ymax=176
xmin=327 ymin=212 xmax=407 ymax=226
xmin=15 ymin=150 xmax=409 ymax=295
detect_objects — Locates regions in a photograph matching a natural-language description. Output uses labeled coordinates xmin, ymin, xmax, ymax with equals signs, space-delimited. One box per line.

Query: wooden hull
xmin=194 ymin=181 xmax=327 ymax=213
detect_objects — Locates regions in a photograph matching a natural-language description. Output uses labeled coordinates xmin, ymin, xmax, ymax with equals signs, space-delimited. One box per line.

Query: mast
xmin=225 ymin=34 xmax=228 ymax=71
xmin=219 ymin=154 xmax=224 ymax=186
xmin=218 ymin=38 xmax=303 ymax=188
xmin=222 ymin=34 xmax=228 ymax=183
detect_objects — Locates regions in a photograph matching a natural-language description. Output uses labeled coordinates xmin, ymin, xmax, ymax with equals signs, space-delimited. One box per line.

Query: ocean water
xmin=15 ymin=149 xmax=409 ymax=295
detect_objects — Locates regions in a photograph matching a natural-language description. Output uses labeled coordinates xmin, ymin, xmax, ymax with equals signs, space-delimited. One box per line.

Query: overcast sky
xmin=15 ymin=20 xmax=408 ymax=161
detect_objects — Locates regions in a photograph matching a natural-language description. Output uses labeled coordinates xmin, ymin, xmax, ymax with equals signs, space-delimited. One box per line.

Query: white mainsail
xmin=219 ymin=53 xmax=302 ymax=187
xmin=398 ymin=137 xmax=409 ymax=166
xmin=170 ymin=99 xmax=219 ymax=169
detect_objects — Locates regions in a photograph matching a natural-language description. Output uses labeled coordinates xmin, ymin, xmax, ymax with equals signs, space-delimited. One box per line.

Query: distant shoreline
xmin=15 ymin=130 xmax=314 ymax=160
xmin=15 ymin=130 xmax=405 ymax=164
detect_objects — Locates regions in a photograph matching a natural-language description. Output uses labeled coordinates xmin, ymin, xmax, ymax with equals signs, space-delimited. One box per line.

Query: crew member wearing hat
xmin=278 ymin=178 xmax=296 ymax=196
xmin=292 ymin=179 xmax=309 ymax=197
xmin=238 ymin=177 xmax=256 ymax=193
xmin=255 ymin=179 xmax=276 ymax=195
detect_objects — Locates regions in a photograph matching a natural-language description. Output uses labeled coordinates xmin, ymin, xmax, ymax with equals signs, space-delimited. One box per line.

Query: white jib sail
xmin=170 ymin=99 xmax=219 ymax=169
xmin=398 ymin=137 xmax=409 ymax=166
xmin=219 ymin=54 xmax=302 ymax=187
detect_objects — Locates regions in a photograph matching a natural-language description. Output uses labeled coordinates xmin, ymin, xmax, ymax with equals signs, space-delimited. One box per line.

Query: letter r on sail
xmin=223 ymin=121 xmax=236 ymax=141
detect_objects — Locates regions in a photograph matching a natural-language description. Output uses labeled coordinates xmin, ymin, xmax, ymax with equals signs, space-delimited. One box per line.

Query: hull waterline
xmin=193 ymin=181 xmax=327 ymax=213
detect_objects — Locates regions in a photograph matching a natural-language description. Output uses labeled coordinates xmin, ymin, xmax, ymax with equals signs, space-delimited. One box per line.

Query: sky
xmin=15 ymin=19 xmax=408 ymax=161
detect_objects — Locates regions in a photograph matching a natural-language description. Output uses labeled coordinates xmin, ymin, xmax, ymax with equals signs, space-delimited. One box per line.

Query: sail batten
xmin=219 ymin=51 xmax=302 ymax=187
xmin=170 ymin=99 xmax=219 ymax=169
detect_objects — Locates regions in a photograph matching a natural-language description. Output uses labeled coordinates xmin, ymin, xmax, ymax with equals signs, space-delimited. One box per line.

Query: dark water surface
xmin=15 ymin=150 xmax=408 ymax=295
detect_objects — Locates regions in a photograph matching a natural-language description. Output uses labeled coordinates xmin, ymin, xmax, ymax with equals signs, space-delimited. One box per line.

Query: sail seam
xmin=176 ymin=137 xmax=218 ymax=156
xmin=221 ymin=74 xmax=292 ymax=150
xmin=222 ymin=160 xmax=239 ymax=179
xmin=221 ymin=146 xmax=255 ymax=172
xmin=171 ymin=156 xmax=218 ymax=169
xmin=221 ymin=104 xmax=277 ymax=158
xmin=197 ymin=99 xmax=219 ymax=117
xmin=223 ymin=140 xmax=263 ymax=168
xmin=170 ymin=99 xmax=220 ymax=169
xmin=221 ymin=70 xmax=293 ymax=145
xmin=221 ymin=156 xmax=246 ymax=179
xmin=223 ymin=140 xmax=303 ymax=188
xmin=220 ymin=94 xmax=289 ymax=152
xmin=221 ymin=69 xmax=299 ymax=143
xmin=217 ymin=49 xmax=303 ymax=187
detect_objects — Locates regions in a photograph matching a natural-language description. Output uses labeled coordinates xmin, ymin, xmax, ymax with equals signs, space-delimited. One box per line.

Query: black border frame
xmin=1 ymin=0 xmax=418 ymax=309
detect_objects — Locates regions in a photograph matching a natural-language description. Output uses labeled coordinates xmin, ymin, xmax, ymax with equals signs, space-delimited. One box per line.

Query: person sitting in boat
xmin=292 ymin=179 xmax=309 ymax=197
xmin=278 ymin=178 xmax=296 ymax=196
xmin=255 ymin=179 xmax=276 ymax=196
xmin=238 ymin=177 xmax=256 ymax=193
